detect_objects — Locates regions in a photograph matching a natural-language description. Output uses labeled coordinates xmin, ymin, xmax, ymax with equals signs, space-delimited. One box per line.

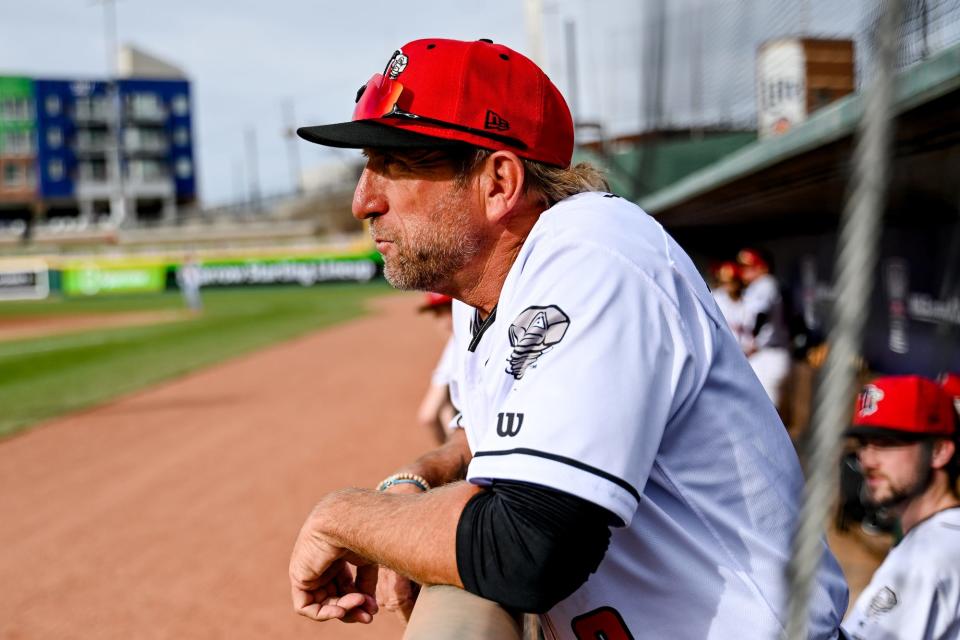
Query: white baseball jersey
xmin=843 ymin=507 xmax=960 ymax=640
xmin=448 ymin=192 xmax=848 ymax=639
xmin=712 ymin=288 xmax=755 ymax=353
xmin=742 ymin=273 xmax=790 ymax=350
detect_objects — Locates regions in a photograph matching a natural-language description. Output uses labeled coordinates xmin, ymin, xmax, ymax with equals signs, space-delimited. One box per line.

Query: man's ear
xmin=478 ymin=151 xmax=525 ymax=224
xmin=931 ymin=438 xmax=956 ymax=470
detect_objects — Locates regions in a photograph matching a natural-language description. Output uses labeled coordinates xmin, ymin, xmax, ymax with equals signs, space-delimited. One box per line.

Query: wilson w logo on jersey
xmin=496 ymin=412 xmax=524 ymax=437
xmin=505 ymin=305 xmax=570 ymax=379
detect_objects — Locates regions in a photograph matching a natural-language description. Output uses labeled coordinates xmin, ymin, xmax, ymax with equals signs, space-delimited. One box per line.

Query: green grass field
xmin=0 ymin=283 xmax=393 ymax=439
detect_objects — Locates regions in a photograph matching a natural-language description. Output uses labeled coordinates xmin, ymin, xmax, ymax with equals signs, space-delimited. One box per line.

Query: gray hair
xmin=453 ymin=149 xmax=610 ymax=208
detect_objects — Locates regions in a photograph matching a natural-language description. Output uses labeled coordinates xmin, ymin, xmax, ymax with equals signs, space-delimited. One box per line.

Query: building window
xmin=48 ymin=158 xmax=65 ymax=182
xmin=124 ymin=127 xmax=167 ymax=153
xmin=46 ymin=94 xmax=62 ymax=116
xmin=126 ymin=93 xmax=166 ymax=121
xmin=171 ymin=94 xmax=189 ymax=117
xmin=175 ymin=157 xmax=192 ymax=179
xmin=74 ymin=96 xmax=110 ymax=122
xmin=47 ymin=127 xmax=63 ymax=149
xmin=78 ymin=160 xmax=108 ymax=182
xmin=4 ymin=130 xmax=33 ymax=154
xmin=0 ymin=98 xmax=32 ymax=121
xmin=3 ymin=163 xmax=25 ymax=186
xmin=173 ymin=126 xmax=189 ymax=147
xmin=128 ymin=159 xmax=167 ymax=182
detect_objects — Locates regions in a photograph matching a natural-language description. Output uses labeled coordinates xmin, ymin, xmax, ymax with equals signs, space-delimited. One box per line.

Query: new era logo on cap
xmin=485 ymin=110 xmax=510 ymax=131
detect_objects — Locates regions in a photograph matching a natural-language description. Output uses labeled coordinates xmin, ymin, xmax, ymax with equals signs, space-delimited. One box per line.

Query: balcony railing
xmin=126 ymin=104 xmax=167 ymax=123
xmin=124 ymin=138 xmax=169 ymax=155
xmin=74 ymin=137 xmax=110 ymax=155
xmin=74 ymin=102 xmax=113 ymax=123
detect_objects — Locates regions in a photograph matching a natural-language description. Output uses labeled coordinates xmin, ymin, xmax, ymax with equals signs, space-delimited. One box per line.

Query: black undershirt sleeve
xmin=456 ymin=479 xmax=620 ymax=614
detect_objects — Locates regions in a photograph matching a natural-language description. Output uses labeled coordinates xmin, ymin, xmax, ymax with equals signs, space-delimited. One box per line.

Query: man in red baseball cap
xmin=843 ymin=375 xmax=960 ymax=639
xmin=736 ymin=247 xmax=791 ymax=408
xmin=288 ymin=38 xmax=847 ymax=638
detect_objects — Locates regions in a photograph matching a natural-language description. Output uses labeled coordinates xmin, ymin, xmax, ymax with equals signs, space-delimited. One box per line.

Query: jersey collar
xmin=468 ymin=305 xmax=498 ymax=353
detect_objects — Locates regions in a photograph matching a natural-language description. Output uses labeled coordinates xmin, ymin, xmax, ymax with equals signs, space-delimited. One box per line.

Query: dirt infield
xmin=0 ymin=292 xmax=436 ymax=640
xmin=0 ymin=291 xmax=885 ymax=639
xmin=0 ymin=310 xmax=186 ymax=343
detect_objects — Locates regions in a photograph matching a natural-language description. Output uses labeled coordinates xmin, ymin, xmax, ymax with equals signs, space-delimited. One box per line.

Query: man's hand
xmin=288 ymin=480 xmax=476 ymax=625
xmin=376 ymin=566 xmax=419 ymax=621
xmin=289 ymin=506 xmax=379 ymax=623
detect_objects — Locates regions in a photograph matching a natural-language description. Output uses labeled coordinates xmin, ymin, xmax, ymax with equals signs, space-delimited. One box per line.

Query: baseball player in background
xmin=288 ymin=37 xmax=848 ymax=639
xmin=842 ymin=375 xmax=960 ymax=639
xmin=737 ymin=248 xmax=792 ymax=408
xmin=710 ymin=260 xmax=754 ymax=353
xmin=416 ymin=292 xmax=456 ymax=445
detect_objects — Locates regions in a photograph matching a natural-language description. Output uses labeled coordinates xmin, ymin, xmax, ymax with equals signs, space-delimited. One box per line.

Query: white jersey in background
xmin=742 ymin=273 xmax=791 ymax=405
xmin=712 ymin=288 xmax=754 ymax=353
xmin=742 ymin=273 xmax=790 ymax=351
xmin=844 ymin=507 xmax=960 ymax=640
xmin=448 ymin=192 xmax=848 ymax=640
xmin=431 ymin=335 xmax=456 ymax=387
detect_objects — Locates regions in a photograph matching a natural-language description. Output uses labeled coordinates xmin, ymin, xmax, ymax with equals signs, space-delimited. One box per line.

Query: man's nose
xmin=352 ymin=166 xmax=387 ymax=221
xmin=857 ymin=446 xmax=879 ymax=470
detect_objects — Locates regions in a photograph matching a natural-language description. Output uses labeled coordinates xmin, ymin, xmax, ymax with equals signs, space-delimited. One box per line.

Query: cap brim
xmin=845 ymin=426 xmax=932 ymax=441
xmin=297 ymin=120 xmax=470 ymax=150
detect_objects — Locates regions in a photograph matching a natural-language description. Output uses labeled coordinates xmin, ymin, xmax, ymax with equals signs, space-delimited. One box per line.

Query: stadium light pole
xmin=282 ymin=99 xmax=303 ymax=196
xmin=95 ymin=0 xmax=127 ymax=227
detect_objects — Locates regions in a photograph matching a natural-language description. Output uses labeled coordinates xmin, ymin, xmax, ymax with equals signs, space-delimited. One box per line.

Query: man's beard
xmin=862 ymin=449 xmax=934 ymax=509
xmin=374 ymin=191 xmax=481 ymax=291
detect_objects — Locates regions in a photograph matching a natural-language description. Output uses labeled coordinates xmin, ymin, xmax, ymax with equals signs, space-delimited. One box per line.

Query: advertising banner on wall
xmin=56 ymin=249 xmax=382 ymax=297
xmin=184 ymin=252 xmax=381 ymax=288
xmin=0 ymin=259 xmax=50 ymax=300
xmin=61 ymin=262 xmax=167 ymax=296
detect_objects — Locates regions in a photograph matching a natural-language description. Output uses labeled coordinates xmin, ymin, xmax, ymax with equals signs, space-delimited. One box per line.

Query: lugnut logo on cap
xmin=386 ymin=50 xmax=408 ymax=79
xmin=858 ymin=385 xmax=885 ymax=417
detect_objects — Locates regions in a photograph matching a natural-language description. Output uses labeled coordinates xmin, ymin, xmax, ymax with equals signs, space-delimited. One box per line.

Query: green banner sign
xmin=62 ymin=264 xmax=167 ymax=296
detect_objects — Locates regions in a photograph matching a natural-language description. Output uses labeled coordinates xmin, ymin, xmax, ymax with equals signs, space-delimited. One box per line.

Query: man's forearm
xmin=310 ymin=481 xmax=482 ymax=586
xmin=397 ymin=427 xmax=471 ymax=488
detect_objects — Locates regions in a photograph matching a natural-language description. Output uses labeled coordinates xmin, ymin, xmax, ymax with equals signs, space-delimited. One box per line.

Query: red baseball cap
xmin=847 ymin=375 xmax=957 ymax=439
xmin=736 ymin=248 xmax=769 ymax=270
xmin=941 ymin=372 xmax=960 ymax=397
xmin=297 ymin=38 xmax=574 ymax=168
xmin=418 ymin=292 xmax=453 ymax=312
xmin=713 ymin=261 xmax=741 ymax=284
xmin=941 ymin=373 xmax=960 ymax=415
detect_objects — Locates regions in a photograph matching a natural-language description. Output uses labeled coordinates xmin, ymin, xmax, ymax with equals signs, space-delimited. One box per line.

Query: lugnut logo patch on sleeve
xmin=505 ymin=305 xmax=569 ymax=380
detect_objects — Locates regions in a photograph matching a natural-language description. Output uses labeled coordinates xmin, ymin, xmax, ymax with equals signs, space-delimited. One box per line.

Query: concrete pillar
xmin=79 ymin=199 xmax=95 ymax=222
xmin=162 ymin=196 xmax=177 ymax=223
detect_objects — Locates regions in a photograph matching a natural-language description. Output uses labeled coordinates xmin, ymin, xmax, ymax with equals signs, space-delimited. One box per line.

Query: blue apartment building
xmin=0 ymin=74 xmax=196 ymax=224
